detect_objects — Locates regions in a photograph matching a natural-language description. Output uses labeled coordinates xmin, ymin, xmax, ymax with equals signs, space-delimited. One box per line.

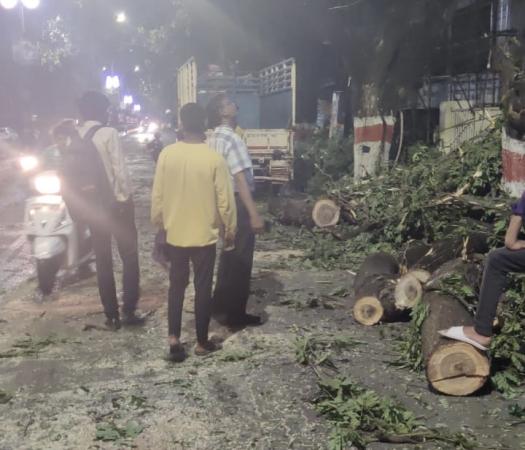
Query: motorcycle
xmin=21 ymin=156 xmax=94 ymax=295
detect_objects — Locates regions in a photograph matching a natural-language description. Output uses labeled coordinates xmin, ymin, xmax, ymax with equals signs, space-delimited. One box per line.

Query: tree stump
xmin=422 ymin=292 xmax=490 ymax=396
xmin=354 ymin=252 xmax=400 ymax=294
xmin=312 ymin=199 xmax=341 ymax=228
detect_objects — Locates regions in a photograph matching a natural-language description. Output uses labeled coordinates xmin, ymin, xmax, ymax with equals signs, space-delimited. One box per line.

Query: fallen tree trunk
xmin=268 ymin=194 xmax=314 ymax=228
xmin=312 ymin=199 xmax=341 ymax=228
xmin=421 ymin=292 xmax=490 ymax=396
xmin=426 ymin=258 xmax=483 ymax=296
xmin=410 ymin=233 xmax=489 ymax=272
xmin=354 ymin=252 xmax=400 ymax=294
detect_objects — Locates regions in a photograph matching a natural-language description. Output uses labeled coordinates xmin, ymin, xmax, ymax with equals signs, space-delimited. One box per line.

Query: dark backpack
xmin=60 ymin=125 xmax=115 ymax=223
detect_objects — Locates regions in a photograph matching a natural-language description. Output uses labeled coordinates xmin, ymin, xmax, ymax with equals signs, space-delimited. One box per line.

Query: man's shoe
xmin=121 ymin=312 xmax=146 ymax=326
xmin=105 ymin=317 xmax=121 ymax=331
xmin=195 ymin=340 xmax=222 ymax=356
xmin=166 ymin=344 xmax=186 ymax=363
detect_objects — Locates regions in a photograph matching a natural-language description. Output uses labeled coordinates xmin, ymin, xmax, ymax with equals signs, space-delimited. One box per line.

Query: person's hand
xmin=250 ymin=213 xmax=265 ymax=234
xmin=224 ymin=231 xmax=236 ymax=251
xmin=508 ymin=240 xmax=525 ymax=251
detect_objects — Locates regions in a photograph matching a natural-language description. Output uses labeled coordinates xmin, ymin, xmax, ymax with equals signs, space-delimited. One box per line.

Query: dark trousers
xmin=167 ymin=244 xmax=216 ymax=344
xmin=89 ymin=200 xmax=140 ymax=319
xmin=213 ymin=197 xmax=255 ymax=321
xmin=475 ymin=247 xmax=525 ymax=336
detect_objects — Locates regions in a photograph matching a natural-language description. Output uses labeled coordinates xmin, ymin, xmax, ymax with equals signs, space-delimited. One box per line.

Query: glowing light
xmin=105 ymin=75 xmax=120 ymax=90
xmin=116 ymin=11 xmax=127 ymax=23
xmin=147 ymin=122 xmax=159 ymax=133
xmin=0 ymin=0 xmax=19 ymax=9
xmin=123 ymin=95 xmax=133 ymax=105
xmin=34 ymin=174 xmax=61 ymax=195
xmin=134 ymin=65 xmax=140 ymax=73
xmin=19 ymin=155 xmax=39 ymax=172
xmin=133 ymin=104 xmax=141 ymax=112
xmin=21 ymin=0 xmax=40 ymax=9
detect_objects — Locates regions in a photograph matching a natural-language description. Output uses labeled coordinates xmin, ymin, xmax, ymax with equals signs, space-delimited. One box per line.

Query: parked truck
xmin=176 ymin=58 xmax=296 ymax=184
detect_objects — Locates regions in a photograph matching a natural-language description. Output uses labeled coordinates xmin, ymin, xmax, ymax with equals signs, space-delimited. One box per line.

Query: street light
xmin=123 ymin=95 xmax=133 ymax=106
xmin=105 ymin=75 xmax=120 ymax=91
xmin=1 ymin=0 xmax=40 ymax=8
xmin=134 ymin=65 xmax=140 ymax=73
xmin=133 ymin=104 xmax=141 ymax=113
xmin=21 ymin=0 xmax=40 ymax=9
xmin=115 ymin=11 xmax=127 ymax=23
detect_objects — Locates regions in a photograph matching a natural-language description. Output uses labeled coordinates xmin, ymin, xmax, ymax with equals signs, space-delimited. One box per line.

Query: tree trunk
xmin=400 ymin=240 xmax=432 ymax=269
xmin=409 ymin=233 xmax=489 ymax=272
xmin=354 ymin=252 xmax=400 ymax=294
xmin=426 ymin=258 xmax=483 ymax=296
xmin=267 ymin=194 xmax=314 ymax=228
xmin=407 ymin=269 xmax=431 ymax=284
xmin=421 ymin=292 xmax=490 ymax=396
xmin=312 ymin=199 xmax=341 ymax=228
xmin=353 ymin=83 xmax=396 ymax=182
xmin=353 ymin=275 xmax=405 ymax=325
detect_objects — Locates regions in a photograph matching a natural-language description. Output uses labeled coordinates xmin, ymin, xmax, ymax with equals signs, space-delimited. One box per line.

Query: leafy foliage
xmin=315 ymin=376 xmax=476 ymax=450
xmin=95 ymin=421 xmax=143 ymax=442
xmin=0 ymin=335 xmax=64 ymax=359
xmin=316 ymin=376 xmax=419 ymax=449
xmin=294 ymin=334 xmax=362 ymax=367
xmin=294 ymin=133 xmax=354 ymax=194
xmin=509 ymin=403 xmax=525 ymax=419
xmin=393 ymin=302 xmax=429 ymax=371
xmin=489 ymin=274 xmax=525 ymax=397
xmin=288 ymin=125 xmax=506 ymax=273
xmin=0 ymin=389 xmax=13 ymax=404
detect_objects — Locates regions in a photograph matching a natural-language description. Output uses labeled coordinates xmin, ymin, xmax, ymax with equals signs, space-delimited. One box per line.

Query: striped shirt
xmin=208 ymin=125 xmax=254 ymax=192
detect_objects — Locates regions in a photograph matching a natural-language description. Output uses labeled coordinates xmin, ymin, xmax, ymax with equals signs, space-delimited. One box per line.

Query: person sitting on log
xmin=439 ymin=195 xmax=525 ymax=351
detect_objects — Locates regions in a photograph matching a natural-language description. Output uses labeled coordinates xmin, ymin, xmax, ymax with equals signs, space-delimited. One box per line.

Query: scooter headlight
xmin=19 ymin=155 xmax=39 ymax=173
xmin=147 ymin=122 xmax=159 ymax=133
xmin=34 ymin=173 xmax=61 ymax=195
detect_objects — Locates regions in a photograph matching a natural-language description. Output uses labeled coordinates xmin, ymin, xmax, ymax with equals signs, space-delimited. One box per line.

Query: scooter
xmin=21 ymin=157 xmax=94 ymax=295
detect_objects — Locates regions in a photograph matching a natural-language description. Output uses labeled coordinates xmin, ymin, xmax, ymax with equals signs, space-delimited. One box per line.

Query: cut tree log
xmin=395 ymin=273 xmax=423 ymax=309
xmin=354 ymin=252 xmax=400 ymax=294
xmin=312 ymin=199 xmax=341 ymax=228
xmin=400 ymin=240 xmax=432 ymax=269
xmin=353 ymin=275 xmax=405 ymax=325
xmin=410 ymin=233 xmax=489 ymax=272
xmin=426 ymin=258 xmax=483 ymax=296
xmin=421 ymin=291 xmax=490 ymax=396
xmin=268 ymin=194 xmax=314 ymax=228
xmin=407 ymin=269 xmax=431 ymax=284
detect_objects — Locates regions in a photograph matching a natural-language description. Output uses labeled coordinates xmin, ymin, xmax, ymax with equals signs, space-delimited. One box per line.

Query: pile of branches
xmin=327 ymin=125 xmax=505 ymax=246
xmin=281 ymin=125 xmax=508 ymax=271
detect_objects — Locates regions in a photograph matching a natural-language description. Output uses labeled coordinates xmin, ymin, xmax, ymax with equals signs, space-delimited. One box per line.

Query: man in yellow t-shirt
xmin=151 ymin=103 xmax=236 ymax=361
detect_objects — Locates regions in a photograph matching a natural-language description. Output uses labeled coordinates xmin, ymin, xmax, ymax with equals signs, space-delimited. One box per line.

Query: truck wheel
xmin=37 ymin=254 xmax=63 ymax=296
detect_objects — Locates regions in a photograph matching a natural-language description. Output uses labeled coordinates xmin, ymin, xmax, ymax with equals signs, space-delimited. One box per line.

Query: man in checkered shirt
xmin=207 ymin=94 xmax=265 ymax=327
